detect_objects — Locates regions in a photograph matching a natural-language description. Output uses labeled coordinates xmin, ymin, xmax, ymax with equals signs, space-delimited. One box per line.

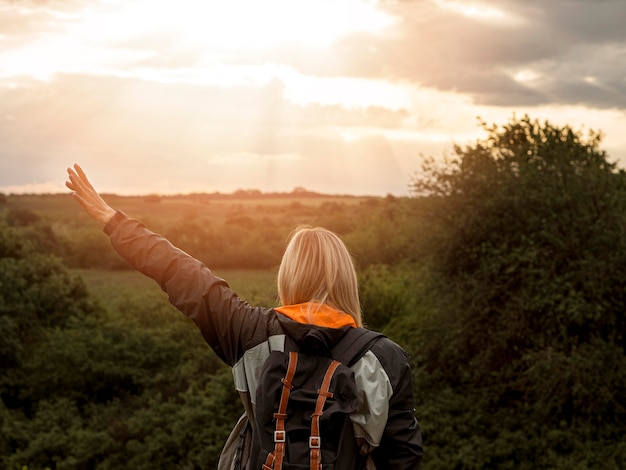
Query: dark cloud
xmin=536 ymin=0 xmax=626 ymax=43
xmin=405 ymin=0 xmax=626 ymax=109
xmin=545 ymin=78 xmax=626 ymax=108
xmin=289 ymin=0 xmax=626 ymax=110
xmin=431 ymin=70 xmax=548 ymax=107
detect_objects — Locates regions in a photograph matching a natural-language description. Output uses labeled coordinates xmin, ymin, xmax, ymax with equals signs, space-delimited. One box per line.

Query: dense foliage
xmin=0 ymin=216 xmax=240 ymax=468
xmin=1 ymin=116 xmax=625 ymax=468
xmin=401 ymin=116 xmax=626 ymax=468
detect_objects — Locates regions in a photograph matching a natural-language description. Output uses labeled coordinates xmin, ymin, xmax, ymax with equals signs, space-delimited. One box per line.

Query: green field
xmin=5 ymin=192 xmax=371 ymax=228
xmin=74 ymin=267 xmax=279 ymax=312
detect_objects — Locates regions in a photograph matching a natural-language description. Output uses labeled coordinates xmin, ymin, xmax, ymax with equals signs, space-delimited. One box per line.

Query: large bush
xmin=407 ymin=116 xmax=626 ymax=468
xmin=0 ymin=217 xmax=240 ymax=469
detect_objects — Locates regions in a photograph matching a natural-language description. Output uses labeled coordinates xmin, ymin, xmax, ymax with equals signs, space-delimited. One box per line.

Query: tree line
xmin=1 ymin=116 xmax=625 ymax=468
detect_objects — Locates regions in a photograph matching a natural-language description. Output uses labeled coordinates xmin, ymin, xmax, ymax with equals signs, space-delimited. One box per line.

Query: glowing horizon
xmin=1 ymin=0 xmax=625 ymax=197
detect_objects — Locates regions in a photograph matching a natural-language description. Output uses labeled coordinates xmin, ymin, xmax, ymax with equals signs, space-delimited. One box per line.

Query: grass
xmin=73 ymin=267 xmax=279 ymax=312
xmin=5 ymin=192 xmax=369 ymax=226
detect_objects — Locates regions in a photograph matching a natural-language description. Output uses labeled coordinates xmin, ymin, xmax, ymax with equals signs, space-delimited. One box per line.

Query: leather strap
xmin=264 ymin=352 xmax=298 ymax=470
xmin=310 ymin=360 xmax=341 ymax=470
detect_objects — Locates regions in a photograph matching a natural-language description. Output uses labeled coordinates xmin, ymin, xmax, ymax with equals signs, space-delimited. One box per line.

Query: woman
xmin=65 ymin=164 xmax=423 ymax=469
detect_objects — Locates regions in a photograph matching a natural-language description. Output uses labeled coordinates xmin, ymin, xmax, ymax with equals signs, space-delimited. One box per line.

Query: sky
xmin=1 ymin=0 xmax=625 ymax=196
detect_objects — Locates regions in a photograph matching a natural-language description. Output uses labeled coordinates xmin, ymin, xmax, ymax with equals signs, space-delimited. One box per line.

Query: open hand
xmin=66 ymin=164 xmax=116 ymax=225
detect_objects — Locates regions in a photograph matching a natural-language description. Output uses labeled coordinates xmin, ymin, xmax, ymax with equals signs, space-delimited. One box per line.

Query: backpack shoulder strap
xmin=331 ymin=328 xmax=385 ymax=367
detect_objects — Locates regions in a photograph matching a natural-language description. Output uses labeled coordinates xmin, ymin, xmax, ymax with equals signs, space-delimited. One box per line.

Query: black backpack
xmin=253 ymin=327 xmax=384 ymax=470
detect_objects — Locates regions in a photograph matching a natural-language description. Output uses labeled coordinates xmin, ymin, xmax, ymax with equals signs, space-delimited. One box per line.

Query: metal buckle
xmin=274 ymin=430 xmax=286 ymax=443
xmin=309 ymin=436 xmax=321 ymax=449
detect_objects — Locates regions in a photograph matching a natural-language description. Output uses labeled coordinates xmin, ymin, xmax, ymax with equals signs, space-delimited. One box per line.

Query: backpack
xmin=253 ymin=327 xmax=384 ymax=470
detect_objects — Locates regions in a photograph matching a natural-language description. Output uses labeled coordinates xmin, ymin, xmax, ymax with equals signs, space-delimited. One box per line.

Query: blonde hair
xmin=277 ymin=226 xmax=363 ymax=327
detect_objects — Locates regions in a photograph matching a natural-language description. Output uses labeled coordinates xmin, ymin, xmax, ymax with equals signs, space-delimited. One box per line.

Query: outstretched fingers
xmin=67 ymin=164 xmax=87 ymax=192
xmin=73 ymin=164 xmax=95 ymax=191
xmin=65 ymin=164 xmax=116 ymax=224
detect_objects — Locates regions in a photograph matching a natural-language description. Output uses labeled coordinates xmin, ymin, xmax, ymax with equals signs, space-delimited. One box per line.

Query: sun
xmin=0 ymin=1 xmax=402 ymax=110
xmin=74 ymin=0 xmax=396 ymax=48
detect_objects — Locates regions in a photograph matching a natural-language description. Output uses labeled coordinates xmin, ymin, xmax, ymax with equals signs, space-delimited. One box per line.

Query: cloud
xmin=0 ymin=73 xmax=414 ymax=195
xmin=6 ymin=0 xmax=624 ymax=111
xmin=289 ymin=0 xmax=626 ymax=110
xmin=0 ymin=4 xmax=59 ymax=43
xmin=1 ymin=0 xmax=625 ymax=196
xmin=538 ymin=0 xmax=626 ymax=43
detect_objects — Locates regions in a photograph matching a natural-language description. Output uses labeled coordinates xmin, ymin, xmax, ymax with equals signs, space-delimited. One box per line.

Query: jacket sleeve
xmin=103 ymin=211 xmax=269 ymax=366
xmin=369 ymin=340 xmax=424 ymax=469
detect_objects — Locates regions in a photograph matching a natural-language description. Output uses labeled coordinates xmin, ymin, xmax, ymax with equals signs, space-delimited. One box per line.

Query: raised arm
xmin=65 ymin=163 xmax=266 ymax=365
xmin=65 ymin=163 xmax=116 ymax=225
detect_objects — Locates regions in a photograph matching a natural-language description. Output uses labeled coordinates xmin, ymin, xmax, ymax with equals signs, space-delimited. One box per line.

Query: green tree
xmin=6 ymin=208 xmax=40 ymax=227
xmin=0 ymin=229 xmax=238 ymax=469
xmin=358 ymin=264 xmax=421 ymax=331
xmin=0 ymin=218 xmax=96 ymax=388
xmin=409 ymin=116 xmax=626 ymax=467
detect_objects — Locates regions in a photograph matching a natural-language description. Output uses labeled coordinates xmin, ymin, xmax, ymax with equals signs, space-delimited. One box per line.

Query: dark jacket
xmin=104 ymin=211 xmax=423 ymax=469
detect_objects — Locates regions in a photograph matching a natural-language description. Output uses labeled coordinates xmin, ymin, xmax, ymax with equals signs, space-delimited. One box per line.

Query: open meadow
xmin=6 ymin=191 xmax=370 ymax=228
xmin=75 ymin=268 xmax=279 ymax=314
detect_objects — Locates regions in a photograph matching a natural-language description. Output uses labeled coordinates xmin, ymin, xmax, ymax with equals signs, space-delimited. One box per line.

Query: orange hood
xmin=274 ymin=302 xmax=357 ymax=329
